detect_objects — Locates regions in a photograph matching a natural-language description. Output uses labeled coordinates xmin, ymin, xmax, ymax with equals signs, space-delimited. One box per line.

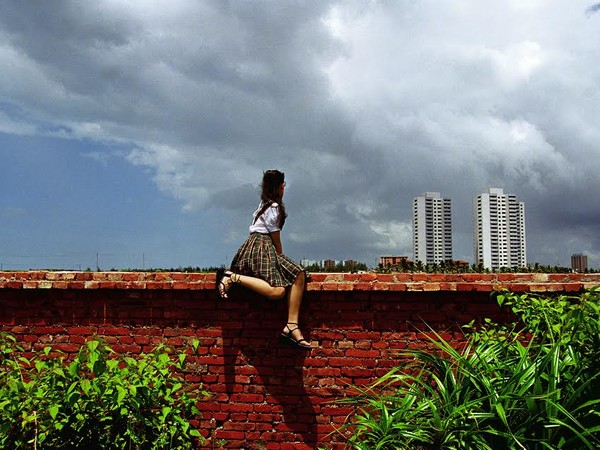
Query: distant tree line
xmin=87 ymin=261 xmax=596 ymax=274
xmin=302 ymin=261 xmax=369 ymax=273
xmin=377 ymin=260 xmax=599 ymax=274
xmin=101 ymin=266 xmax=223 ymax=273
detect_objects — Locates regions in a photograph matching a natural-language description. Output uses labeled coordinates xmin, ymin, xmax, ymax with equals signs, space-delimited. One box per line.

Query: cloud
xmin=1 ymin=0 xmax=599 ymax=267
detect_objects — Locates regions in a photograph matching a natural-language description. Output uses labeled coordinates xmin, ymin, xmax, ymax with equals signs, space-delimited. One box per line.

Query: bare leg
xmin=221 ymin=270 xmax=312 ymax=348
xmin=286 ymin=271 xmax=305 ymax=325
xmin=224 ymin=272 xmax=286 ymax=300
xmin=283 ymin=271 xmax=310 ymax=344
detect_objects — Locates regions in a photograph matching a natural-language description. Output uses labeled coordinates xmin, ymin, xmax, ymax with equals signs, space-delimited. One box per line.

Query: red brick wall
xmin=1 ymin=271 xmax=599 ymax=449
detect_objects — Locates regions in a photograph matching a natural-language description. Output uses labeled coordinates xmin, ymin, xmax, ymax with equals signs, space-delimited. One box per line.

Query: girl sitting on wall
xmin=216 ymin=169 xmax=312 ymax=350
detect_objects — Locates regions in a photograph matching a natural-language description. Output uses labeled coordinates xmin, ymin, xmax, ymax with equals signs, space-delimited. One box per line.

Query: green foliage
xmin=0 ymin=335 xmax=207 ymax=449
xmin=376 ymin=261 xmax=599 ymax=274
xmin=113 ymin=266 xmax=224 ymax=273
xmin=341 ymin=288 xmax=600 ymax=449
xmin=378 ymin=259 xmax=471 ymax=274
xmin=496 ymin=288 xmax=600 ymax=362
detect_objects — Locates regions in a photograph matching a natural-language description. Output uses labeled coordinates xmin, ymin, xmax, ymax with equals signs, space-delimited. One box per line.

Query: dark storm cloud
xmin=0 ymin=1 xmax=348 ymax=148
xmin=1 ymin=0 xmax=600 ymax=267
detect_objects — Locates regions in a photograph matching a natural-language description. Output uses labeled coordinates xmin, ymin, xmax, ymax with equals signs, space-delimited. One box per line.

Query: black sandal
xmin=215 ymin=269 xmax=235 ymax=299
xmin=279 ymin=323 xmax=312 ymax=350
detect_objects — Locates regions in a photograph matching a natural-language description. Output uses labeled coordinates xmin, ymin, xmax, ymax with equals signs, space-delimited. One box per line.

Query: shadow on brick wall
xmin=216 ymin=286 xmax=319 ymax=446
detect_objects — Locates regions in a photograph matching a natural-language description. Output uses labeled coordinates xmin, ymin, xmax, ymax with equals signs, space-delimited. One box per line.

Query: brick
xmin=456 ymin=283 xmax=475 ymax=291
xmin=376 ymin=273 xmax=395 ymax=282
xmin=373 ymin=283 xmax=389 ymax=291
xmin=33 ymin=326 xmax=65 ymax=334
xmin=529 ymin=283 xmax=551 ymax=292
xmin=112 ymin=344 xmax=142 ymax=354
xmin=342 ymin=274 xmax=361 ymax=282
xmin=230 ymin=393 xmax=264 ymax=403
xmin=221 ymin=403 xmax=253 ymax=413
xmin=354 ymin=340 xmax=372 ymax=350
xmin=563 ymin=283 xmax=584 ymax=292
xmin=67 ymin=327 xmax=94 ymax=335
xmin=336 ymin=283 xmax=354 ymax=291
xmin=3 ymin=270 xmax=600 ymax=449
xmin=508 ymin=283 xmax=529 ymax=292
xmin=53 ymin=343 xmax=81 ymax=353
xmin=475 ymin=284 xmax=494 ymax=292
xmin=346 ymin=331 xmax=381 ymax=340
xmin=214 ymin=431 xmax=245 ymax=440
xmin=427 ymin=274 xmax=445 ymax=282
xmin=423 ymin=283 xmax=440 ymax=291
xmin=328 ymin=357 xmax=377 ymax=368
xmin=70 ymin=335 xmax=87 ymax=344
xmin=359 ymin=273 xmax=377 ymax=282
xmin=8 ymin=326 xmax=30 ymax=333
xmin=99 ymin=326 xmax=131 ymax=336
xmin=345 ymin=349 xmax=380 ymax=358
xmin=341 ymin=367 xmax=373 ymax=377
xmin=307 ymin=273 xmax=327 ymax=282
xmin=304 ymin=367 xmax=341 ymax=377
xmin=75 ymin=272 xmax=93 ymax=280
xmin=322 ymin=283 xmax=339 ymax=291
xmin=388 ymin=283 xmax=408 ymax=291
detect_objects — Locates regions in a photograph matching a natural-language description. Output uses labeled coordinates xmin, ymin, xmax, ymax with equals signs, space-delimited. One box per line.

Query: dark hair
xmin=260 ymin=169 xmax=287 ymax=229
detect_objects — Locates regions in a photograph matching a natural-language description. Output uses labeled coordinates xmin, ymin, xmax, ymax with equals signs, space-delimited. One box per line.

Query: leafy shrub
xmin=341 ymin=288 xmax=600 ymax=449
xmin=496 ymin=288 xmax=600 ymax=364
xmin=0 ymin=335 xmax=207 ymax=449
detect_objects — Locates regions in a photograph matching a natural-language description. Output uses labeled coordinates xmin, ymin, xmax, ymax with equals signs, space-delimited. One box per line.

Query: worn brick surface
xmin=0 ymin=271 xmax=599 ymax=449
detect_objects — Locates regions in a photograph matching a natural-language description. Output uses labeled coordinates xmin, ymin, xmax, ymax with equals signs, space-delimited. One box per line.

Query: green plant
xmin=496 ymin=288 xmax=600 ymax=360
xmin=340 ymin=289 xmax=600 ymax=449
xmin=0 ymin=334 xmax=207 ymax=449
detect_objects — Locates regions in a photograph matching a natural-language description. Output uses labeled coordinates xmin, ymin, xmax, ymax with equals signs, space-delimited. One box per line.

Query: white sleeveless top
xmin=248 ymin=202 xmax=281 ymax=234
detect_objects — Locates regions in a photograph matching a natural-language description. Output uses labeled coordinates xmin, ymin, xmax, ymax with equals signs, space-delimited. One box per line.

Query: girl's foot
xmin=279 ymin=322 xmax=312 ymax=350
xmin=216 ymin=269 xmax=236 ymax=299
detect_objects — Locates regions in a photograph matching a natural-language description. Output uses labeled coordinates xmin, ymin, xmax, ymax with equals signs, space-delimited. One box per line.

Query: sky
xmin=1 ymin=1 xmax=600 ymax=271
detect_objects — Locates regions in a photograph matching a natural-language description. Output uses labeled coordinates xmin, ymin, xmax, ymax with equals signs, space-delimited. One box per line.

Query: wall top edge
xmin=0 ymin=271 xmax=598 ymax=292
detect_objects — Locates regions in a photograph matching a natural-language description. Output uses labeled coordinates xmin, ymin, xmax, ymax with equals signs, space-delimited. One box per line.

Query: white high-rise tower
xmin=473 ymin=188 xmax=526 ymax=269
xmin=413 ymin=192 xmax=452 ymax=264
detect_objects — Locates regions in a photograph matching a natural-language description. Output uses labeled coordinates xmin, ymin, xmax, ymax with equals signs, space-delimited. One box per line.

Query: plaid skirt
xmin=230 ymin=233 xmax=304 ymax=287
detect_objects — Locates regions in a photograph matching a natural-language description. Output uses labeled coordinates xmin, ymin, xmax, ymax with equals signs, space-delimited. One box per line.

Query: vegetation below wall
xmin=0 ymin=337 xmax=208 ymax=449
xmin=1 ymin=273 xmax=599 ymax=448
xmin=342 ymin=288 xmax=600 ymax=449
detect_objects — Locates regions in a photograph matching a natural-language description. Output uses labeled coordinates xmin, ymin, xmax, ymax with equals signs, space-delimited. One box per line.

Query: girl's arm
xmin=270 ymin=231 xmax=283 ymax=254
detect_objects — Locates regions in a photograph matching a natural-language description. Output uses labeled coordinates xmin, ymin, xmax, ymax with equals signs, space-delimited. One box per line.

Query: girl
xmin=216 ymin=170 xmax=312 ymax=350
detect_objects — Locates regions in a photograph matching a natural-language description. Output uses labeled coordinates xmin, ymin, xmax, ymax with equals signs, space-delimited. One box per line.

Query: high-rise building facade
xmin=571 ymin=254 xmax=588 ymax=273
xmin=473 ymin=188 xmax=526 ymax=269
xmin=413 ymin=192 xmax=452 ymax=264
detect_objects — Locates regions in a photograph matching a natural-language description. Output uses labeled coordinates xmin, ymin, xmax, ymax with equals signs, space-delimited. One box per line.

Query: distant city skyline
xmin=571 ymin=254 xmax=588 ymax=273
